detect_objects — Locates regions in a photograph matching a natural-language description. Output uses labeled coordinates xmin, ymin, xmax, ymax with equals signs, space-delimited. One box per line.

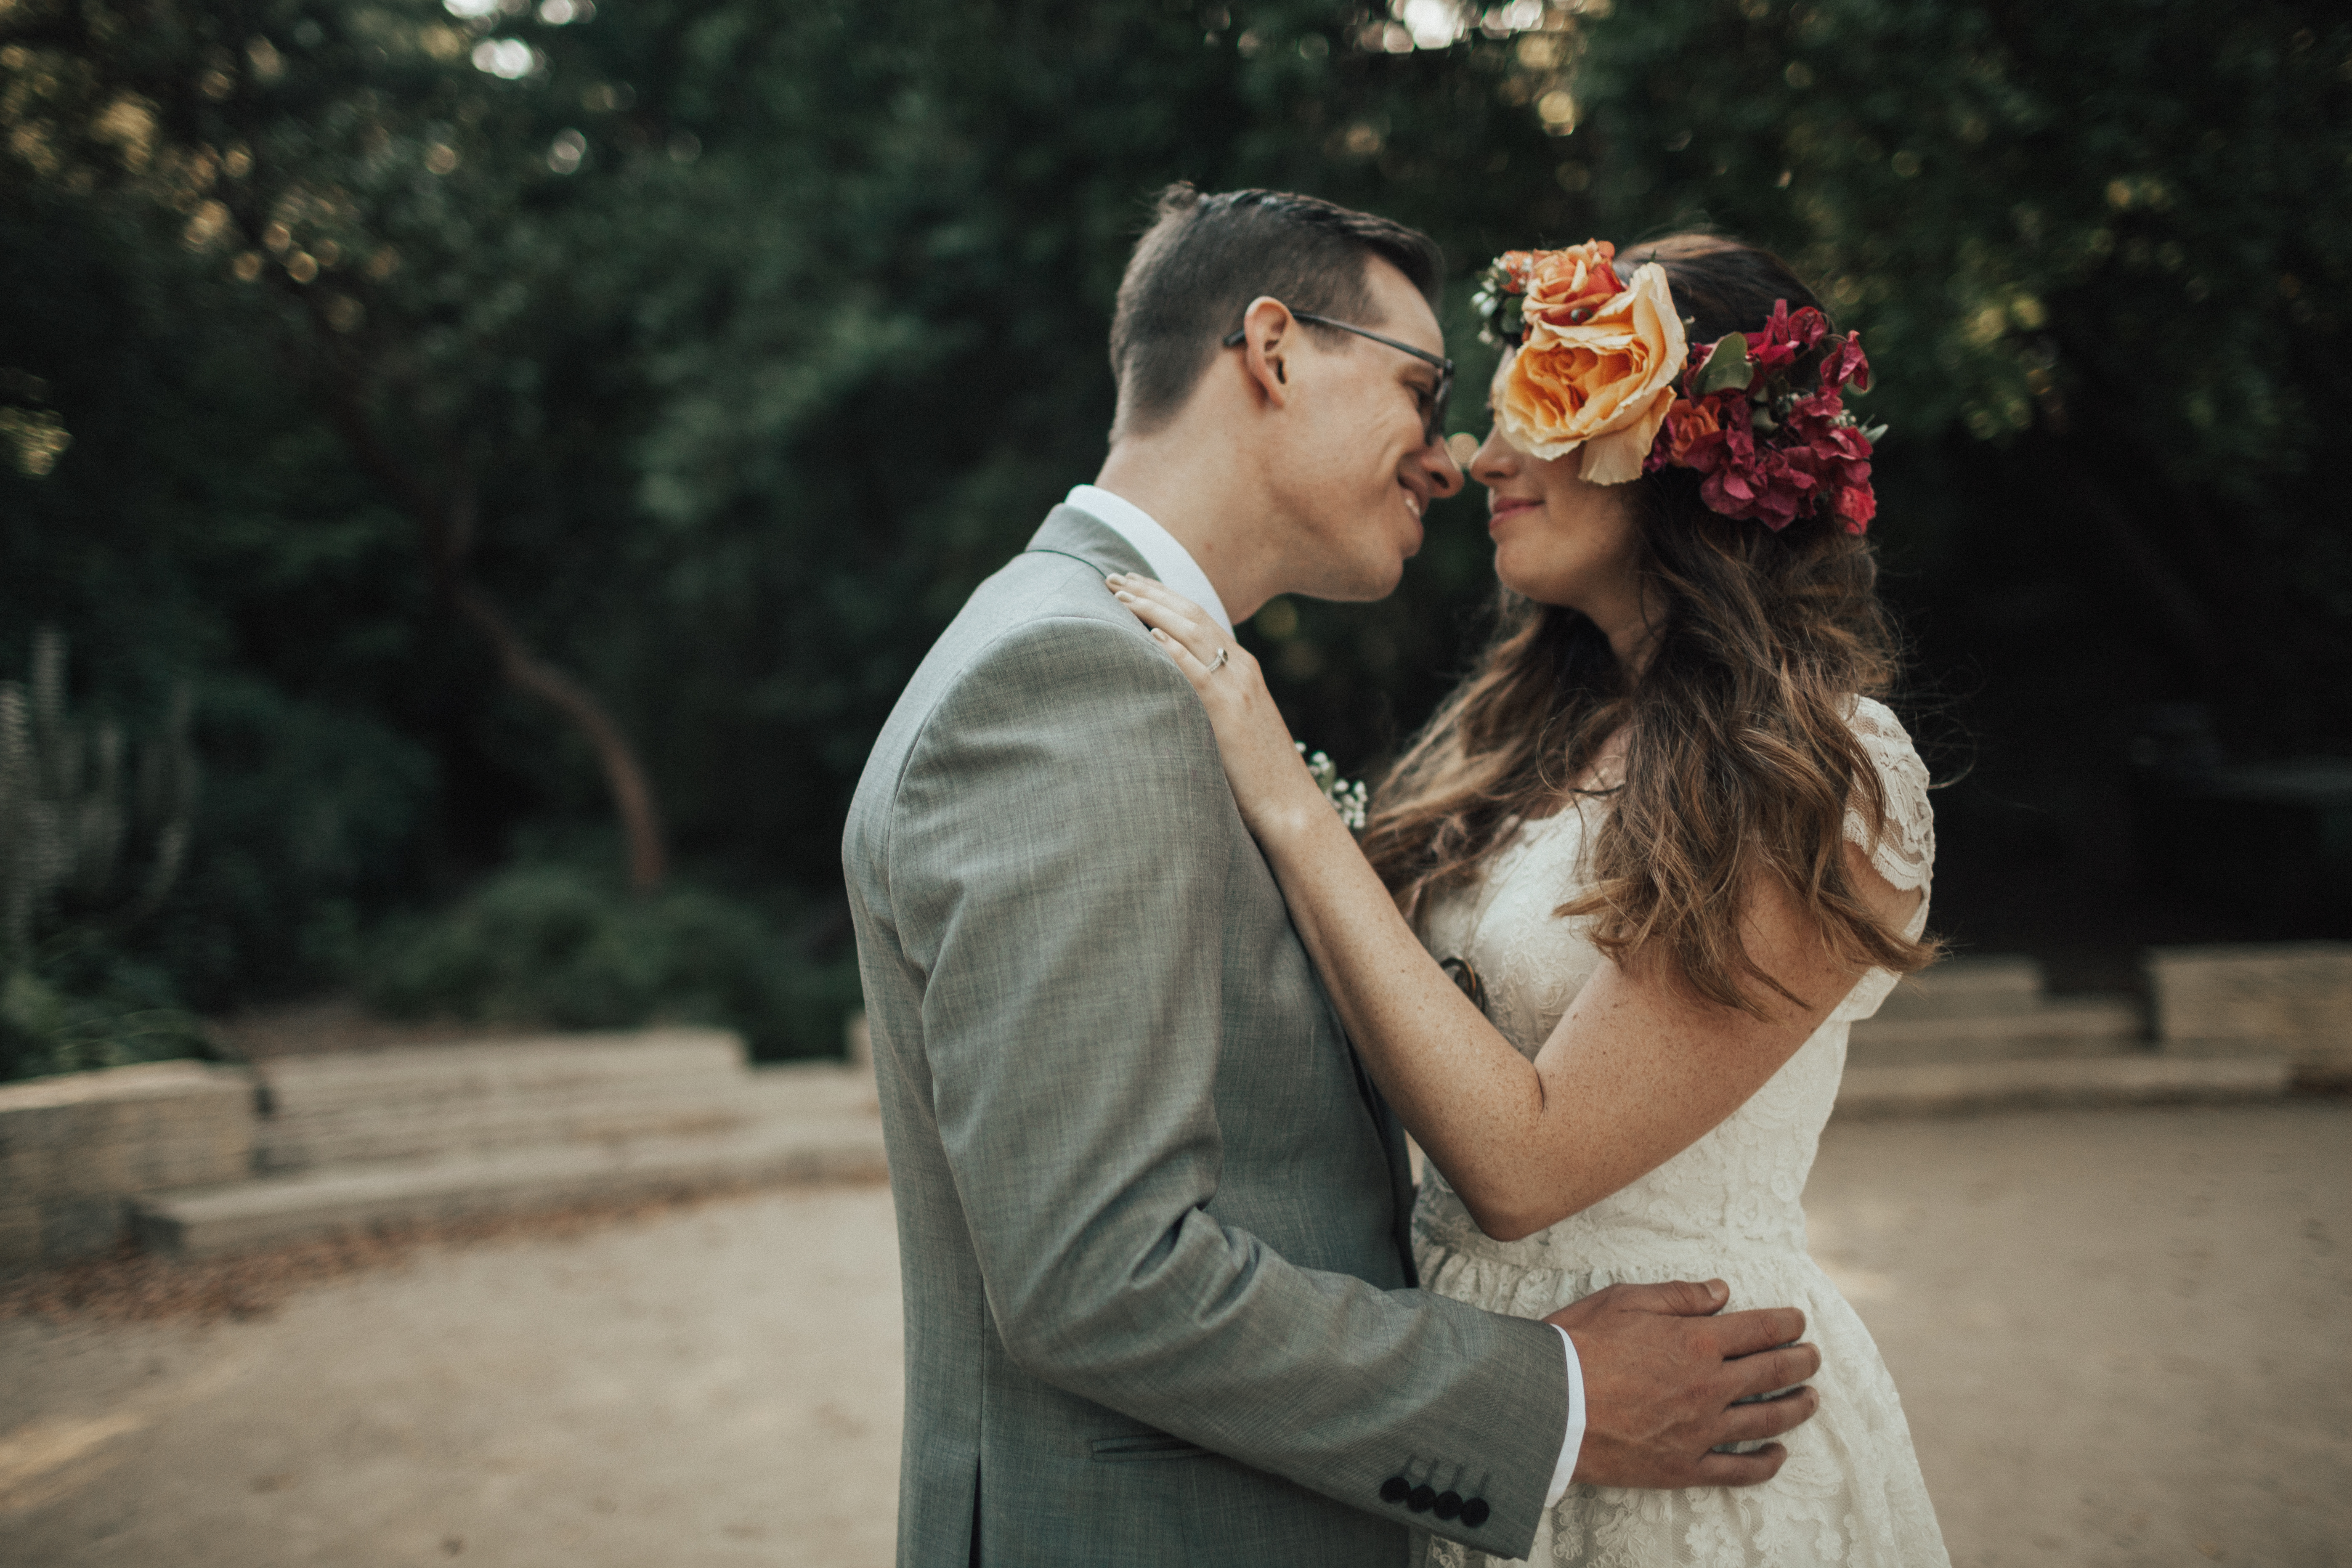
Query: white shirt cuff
xmin=1545 ymin=1324 xmax=1587 ymax=1506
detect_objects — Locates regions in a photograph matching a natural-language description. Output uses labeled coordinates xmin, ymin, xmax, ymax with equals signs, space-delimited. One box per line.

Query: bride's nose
xmin=1469 ymin=426 xmax=1516 ymax=486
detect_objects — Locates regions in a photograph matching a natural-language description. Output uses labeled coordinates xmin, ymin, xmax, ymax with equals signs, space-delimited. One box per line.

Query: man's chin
xmin=1290 ymin=558 xmax=1404 ymax=605
xmin=1342 ymin=554 xmax=1410 ymax=603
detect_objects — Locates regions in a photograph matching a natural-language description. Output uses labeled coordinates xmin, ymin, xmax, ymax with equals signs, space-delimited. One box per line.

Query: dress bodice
xmin=1409 ymin=697 xmax=1949 ymax=1568
xmin=1412 ymin=696 xmax=1935 ymax=1271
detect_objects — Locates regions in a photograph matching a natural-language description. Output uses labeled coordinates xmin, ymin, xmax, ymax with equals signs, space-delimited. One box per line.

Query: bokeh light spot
xmin=470 ymin=38 xmax=536 ymax=79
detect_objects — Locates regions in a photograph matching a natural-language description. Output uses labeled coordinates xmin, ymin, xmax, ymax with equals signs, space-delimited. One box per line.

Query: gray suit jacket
xmin=843 ymin=506 xmax=1566 ymax=1566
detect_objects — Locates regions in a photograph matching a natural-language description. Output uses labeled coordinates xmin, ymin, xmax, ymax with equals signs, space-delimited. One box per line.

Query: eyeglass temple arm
xmin=1297 ymin=313 xmax=1453 ymax=373
xmin=1222 ymin=314 xmax=1452 ymax=374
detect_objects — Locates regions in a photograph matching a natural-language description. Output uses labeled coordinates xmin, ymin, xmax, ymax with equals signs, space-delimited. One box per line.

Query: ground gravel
xmin=2 ymin=1102 xmax=2345 ymax=1567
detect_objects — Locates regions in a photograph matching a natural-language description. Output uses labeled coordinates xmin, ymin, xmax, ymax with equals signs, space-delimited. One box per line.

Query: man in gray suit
xmin=844 ymin=186 xmax=1822 ymax=1566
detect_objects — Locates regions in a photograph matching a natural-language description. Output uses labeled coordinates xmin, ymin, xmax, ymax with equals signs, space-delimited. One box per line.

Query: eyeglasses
xmin=1222 ymin=308 xmax=1454 ymax=446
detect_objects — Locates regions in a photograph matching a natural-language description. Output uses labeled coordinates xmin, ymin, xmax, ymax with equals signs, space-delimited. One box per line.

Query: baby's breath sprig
xmin=1295 ymin=742 xmax=1369 ymax=832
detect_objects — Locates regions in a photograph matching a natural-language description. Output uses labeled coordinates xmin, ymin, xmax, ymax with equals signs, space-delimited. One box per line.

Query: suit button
xmin=1379 ymin=1475 xmax=1410 ymax=1504
xmin=1406 ymin=1484 xmax=1436 ymax=1513
xmin=1460 ymin=1497 xmax=1490 ymax=1528
xmin=1432 ymin=1491 xmax=1463 ymax=1520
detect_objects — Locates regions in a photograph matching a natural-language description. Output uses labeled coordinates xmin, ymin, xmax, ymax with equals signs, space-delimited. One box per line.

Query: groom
xmin=843 ymin=185 xmax=1821 ymax=1566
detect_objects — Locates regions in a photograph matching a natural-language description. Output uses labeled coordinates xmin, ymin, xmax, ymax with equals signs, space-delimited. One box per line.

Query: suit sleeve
xmin=881 ymin=610 xmax=1566 ymax=1554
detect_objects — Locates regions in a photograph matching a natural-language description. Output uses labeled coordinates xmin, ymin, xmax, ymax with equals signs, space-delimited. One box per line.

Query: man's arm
xmin=882 ymin=610 xmax=1565 ymax=1554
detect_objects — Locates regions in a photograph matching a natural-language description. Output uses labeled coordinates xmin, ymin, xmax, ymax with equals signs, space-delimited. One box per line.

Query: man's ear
xmin=1237 ymin=295 xmax=1294 ymax=408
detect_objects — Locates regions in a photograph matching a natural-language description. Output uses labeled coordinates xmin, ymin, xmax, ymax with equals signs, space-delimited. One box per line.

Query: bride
xmin=1112 ymin=233 xmax=1951 ymax=1567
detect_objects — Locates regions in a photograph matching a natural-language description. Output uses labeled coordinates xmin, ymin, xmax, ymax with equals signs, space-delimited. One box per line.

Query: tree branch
xmin=317 ymin=354 xmax=669 ymax=890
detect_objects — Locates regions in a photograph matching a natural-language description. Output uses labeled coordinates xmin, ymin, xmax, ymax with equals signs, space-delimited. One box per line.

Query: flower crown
xmin=1470 ymin=241 xmax=1883 ymax=533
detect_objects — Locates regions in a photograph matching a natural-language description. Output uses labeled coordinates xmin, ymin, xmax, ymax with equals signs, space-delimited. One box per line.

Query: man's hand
xmin=1546 ymin=1279 xmax=1821 ymax=1488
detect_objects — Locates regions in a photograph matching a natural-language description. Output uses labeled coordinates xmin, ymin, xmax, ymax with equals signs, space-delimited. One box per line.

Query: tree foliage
xmin=0 ymin=0 xmax=2343 ymax=1049
xmin=1570 ymin=0 xmax=2350 ymax=716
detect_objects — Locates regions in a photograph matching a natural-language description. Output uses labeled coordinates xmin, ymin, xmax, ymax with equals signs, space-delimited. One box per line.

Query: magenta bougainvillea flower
xmin=1639 ymin=303 xmax=1881 ymax=534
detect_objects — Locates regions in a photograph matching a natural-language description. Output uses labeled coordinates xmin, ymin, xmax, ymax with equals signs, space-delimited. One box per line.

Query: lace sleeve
xmin=1843 ymin=696 xmax=1935 ymax=901
xmin=1827 ymin=698 xmax=1935 ymax=1021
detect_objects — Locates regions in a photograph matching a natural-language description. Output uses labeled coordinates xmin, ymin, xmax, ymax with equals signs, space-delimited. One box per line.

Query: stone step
xmin=732 ymin=1061 xmax=879 ymax=1118
xmin=255 ymin=1097 xmax=765 ymax=1172
xmin=251 ymin=1029 xmax=755 ymax=1170
xmin=1847 ymin=996 xmax=2145 ymax=1064
xmin=255 ymin=1029 xmax=746 ymax=1108
xmin=1868 ymin=955 xmax=2047 ymax=1022
xmin=2148 ymin=942 xmax=2352 ymax=1060
xmin=0 ymin=1061 xmax=258 ymax=1270
xmin=132 ymin=1067 xmax=885 ymax=1259
xmin=1834 ymin=1053 xmax=2294 ymax=1120
xmin=253 ymin=1058 xmax=880 ymax=1172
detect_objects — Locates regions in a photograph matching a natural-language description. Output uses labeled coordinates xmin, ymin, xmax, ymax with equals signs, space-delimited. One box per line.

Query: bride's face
xmin=1468 ymin=353 xmax=1649 ymax=651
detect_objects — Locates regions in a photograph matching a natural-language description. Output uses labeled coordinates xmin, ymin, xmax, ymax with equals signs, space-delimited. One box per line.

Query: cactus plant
xmin=0 ymin=630 xmax=202 ymax=1078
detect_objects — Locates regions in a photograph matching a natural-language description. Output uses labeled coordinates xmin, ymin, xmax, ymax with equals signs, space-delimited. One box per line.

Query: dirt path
xmin=3 ymin=1102 xmax=2344 ymax=1566
xmin=1808 ymin=1102 xmax=2348 ymax=1567
xmin=0 ymin=1186 xmax=906 ymax=1568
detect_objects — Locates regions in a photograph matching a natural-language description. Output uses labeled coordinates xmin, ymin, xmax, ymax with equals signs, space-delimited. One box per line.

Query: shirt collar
xmin=1063 ymin=484 xmax=1234 ymax=635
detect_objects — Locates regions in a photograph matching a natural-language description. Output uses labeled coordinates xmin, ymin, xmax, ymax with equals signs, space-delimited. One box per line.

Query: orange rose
xmin=1515 ymin=240 xmax=1624 ymax=334
xmin=1495 ymin=260 xmax=1689 ymax=484
xmin=1659 ymin=395 xmax=1722 ymax=466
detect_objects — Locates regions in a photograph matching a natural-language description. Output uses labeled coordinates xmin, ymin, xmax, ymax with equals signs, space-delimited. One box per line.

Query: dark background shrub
xmin=2 ymin=0 xmax=2341 ymax=1073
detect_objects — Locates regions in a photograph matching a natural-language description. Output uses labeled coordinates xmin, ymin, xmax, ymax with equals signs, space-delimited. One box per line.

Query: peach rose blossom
xmin=1513 ymin=241 xmax=1625 ymax=334
xmin=1494 ymin=260 xmax=1689 ymax=484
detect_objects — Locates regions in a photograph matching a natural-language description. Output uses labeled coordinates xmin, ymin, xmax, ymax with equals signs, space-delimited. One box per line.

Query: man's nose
xmin=1420 ymin=435 xmax=1465 ymax=500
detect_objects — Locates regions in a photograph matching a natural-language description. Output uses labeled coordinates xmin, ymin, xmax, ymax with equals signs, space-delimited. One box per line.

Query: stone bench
xmin=132 ymin=1077 xmax=884 ymax=1259
xmin=2148 ymin=942 xmax=2352 ymax=1064
xmin=0 ymin=1060 xmax=255 ymax=1268
xmin=249 ymin=1028 xmax=754 ymax=1171
xmin=4 ymin=1028 xmax=884 ymax=1268
xmin=133 ymin=1034 xmax=881 ymax=1259
xmin=1850 ymin=956 xmax=2144 ymax=1064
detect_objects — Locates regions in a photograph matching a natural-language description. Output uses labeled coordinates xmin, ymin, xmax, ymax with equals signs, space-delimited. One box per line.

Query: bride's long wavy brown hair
xmin=1362 ymin=233 xmax=1937 ymax=1015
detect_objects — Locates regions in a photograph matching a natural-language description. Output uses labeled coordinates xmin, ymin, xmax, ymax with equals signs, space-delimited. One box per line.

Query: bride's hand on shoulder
xmin=1109 ymin=574 xmax=1331 ymax=844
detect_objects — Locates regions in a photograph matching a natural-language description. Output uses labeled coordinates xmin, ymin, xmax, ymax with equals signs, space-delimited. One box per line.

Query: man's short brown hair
xmin=1107 ymin=184 xmax=1445 ymax=440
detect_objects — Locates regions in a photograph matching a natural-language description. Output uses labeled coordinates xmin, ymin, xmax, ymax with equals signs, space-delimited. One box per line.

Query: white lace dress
xmin=1413 ymin=698 xmax=1950 ymax=1568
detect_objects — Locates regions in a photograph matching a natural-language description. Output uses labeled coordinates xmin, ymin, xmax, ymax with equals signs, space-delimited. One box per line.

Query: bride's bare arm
xmin=1114 ymin=574 xmax=1921 ymax=1242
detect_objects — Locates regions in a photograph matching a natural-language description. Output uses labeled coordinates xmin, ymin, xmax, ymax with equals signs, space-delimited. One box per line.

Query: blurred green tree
xmin=1567 ymin=0 xmax=2349 ymax=718
xmin=3 ymin=0 xmax=685 ymax=887
xmin=1556 ymin=0 xmax=2349 ymax=949
xmin=0 ymin=0 xmax=2341 ymax=1045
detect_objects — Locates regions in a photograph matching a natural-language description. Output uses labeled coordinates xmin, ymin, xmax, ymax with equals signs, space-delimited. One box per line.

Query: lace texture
xmin=1413 ymin=697 xmax=1949 ymax=1568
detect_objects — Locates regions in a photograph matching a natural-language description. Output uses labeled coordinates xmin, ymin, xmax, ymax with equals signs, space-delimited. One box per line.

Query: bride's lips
xmin=1487 ymin=496 xmax=1541 ymax=533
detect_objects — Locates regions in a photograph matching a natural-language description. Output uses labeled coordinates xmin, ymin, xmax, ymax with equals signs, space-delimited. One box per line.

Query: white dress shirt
xmin=1064 ymin=485 xmax=1235 ymax=635
xmin=1063 ymin=481 xmax=1590 ymax=1507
